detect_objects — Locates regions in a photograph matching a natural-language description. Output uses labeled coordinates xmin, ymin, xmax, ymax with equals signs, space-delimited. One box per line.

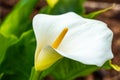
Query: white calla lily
xmin=33 ymin=12 xmax=113 ymax=71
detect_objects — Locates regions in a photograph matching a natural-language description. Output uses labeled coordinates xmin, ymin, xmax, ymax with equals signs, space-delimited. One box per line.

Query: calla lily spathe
xmin=33 ymin=12 xmax=113 ymax=71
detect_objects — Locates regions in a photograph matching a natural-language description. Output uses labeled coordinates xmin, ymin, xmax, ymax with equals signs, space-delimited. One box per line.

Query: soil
xmin=89 ymin=0 xmax=120 ymax=3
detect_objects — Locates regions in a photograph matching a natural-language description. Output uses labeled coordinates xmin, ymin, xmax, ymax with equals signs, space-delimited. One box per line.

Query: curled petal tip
xmin=109 ymin=60 xmax=120 ymax=71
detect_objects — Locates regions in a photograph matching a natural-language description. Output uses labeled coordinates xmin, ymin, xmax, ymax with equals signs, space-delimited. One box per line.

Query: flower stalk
xmin=29 ymin=67 xmax=42 ymax=80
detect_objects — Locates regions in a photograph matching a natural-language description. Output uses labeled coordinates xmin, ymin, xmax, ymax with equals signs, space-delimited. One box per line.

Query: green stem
xmin=29 ymin=67 xmax=42 ymax=80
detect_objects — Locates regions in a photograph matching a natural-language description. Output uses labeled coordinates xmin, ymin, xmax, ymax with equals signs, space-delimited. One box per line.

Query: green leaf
xmin=41 ymin=58 xmax=99 ymax=80
xmin=0 ymin=0 xmax=39 ymax=37
xmin=0 ymin=73 xmax=4 ymax=80
xmin=101 ymin=60 xmax=112 ymax=69
xmin=0 ymin=33 xmax=18 ymax=65
xmin=0 ymin=0 xmax=39 ymax=78
xmin=41 ymin=58 xmax=112 ymax=80
xmin=40 ymin=0 xmax=86 ymax=15
xmin=0 ymin=1 xmax=38 ymax=78
xmin=0 ymin=30 xmax=36 ymax=80
xmin=40 ymin=6 xmax=52 ymax=14
xmin=84 ymin=4 xmax=115 ymax=19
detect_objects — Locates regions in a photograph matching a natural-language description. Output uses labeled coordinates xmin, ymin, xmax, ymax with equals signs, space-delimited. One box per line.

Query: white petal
xmin=56 ymin=19 xmax=113 ymax=66
xmin=33 ymin=12 xmax=83 ymax=48
xmin=33 ymin=12 xmax=84 ymax=60
xmin=33 ymin=12 xmax=113 ymax=67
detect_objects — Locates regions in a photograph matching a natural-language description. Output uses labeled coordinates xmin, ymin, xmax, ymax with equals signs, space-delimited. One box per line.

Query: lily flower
xmin=33 ymin=12 xmax=113 ymax=71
